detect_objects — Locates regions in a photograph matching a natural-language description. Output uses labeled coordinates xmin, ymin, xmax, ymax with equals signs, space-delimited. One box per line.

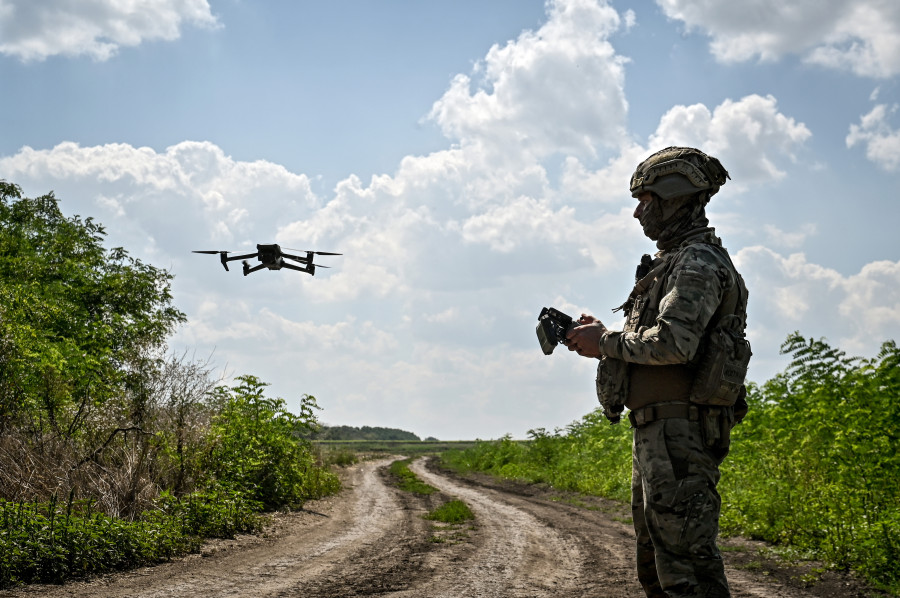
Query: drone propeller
xmin=193 ymin=250 xmax=235 ymax=271
xmin=283 ymin=247 xmax=342 ymax=256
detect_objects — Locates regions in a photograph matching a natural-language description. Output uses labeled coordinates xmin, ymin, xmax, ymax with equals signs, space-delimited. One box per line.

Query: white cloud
xmin=0 ymin=0 xmax=218 ymax=61
xmin=736 ymin=246 xmax=900 ymax=366
xmin=648 ymin=94 xmax=812 ymax=188
xmin=846 ymin=104 xmax=900 ymax=171
xmin=656 ymin=0 xmax=900 ymax=77
xmin=763 ymin=223 xmax=817 ymax=249
xmin=428 ymin=0 xmax=630 ymax=160
xmin=0 ymin=141 xmax=318 ymax=248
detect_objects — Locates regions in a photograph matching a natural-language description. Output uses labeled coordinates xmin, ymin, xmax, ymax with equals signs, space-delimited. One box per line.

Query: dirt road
xmin=1 ymin=457 xmax=882 ymax=598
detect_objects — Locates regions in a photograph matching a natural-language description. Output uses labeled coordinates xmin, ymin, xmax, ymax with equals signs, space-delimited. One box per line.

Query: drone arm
xmin=225 ymin=252 xmax=259 ymax=263
xmin=281 ymin=262 xmax=314 ymax=275
xmin=282 ymin=252 xmax=311 ymax=264
xmin=242 ymin=262 xmax=267 ymax=276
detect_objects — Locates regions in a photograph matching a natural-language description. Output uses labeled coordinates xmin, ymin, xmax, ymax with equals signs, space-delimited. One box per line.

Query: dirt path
xmin=1 ymin=457 xmax=884 ymax=598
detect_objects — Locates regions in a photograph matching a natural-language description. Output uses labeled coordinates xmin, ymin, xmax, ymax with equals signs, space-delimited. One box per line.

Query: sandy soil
xmin=1 ymin=456 xmax=887 ymax=598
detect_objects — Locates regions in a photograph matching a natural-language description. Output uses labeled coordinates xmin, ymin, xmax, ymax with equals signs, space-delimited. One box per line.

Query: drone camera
xmin=257 ymin=244 xmax=280 ymax=265
xmin=536 ymin=307 xmax=574 ymax=355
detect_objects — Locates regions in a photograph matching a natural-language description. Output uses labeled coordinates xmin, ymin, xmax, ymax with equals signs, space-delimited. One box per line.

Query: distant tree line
xmin=317 ymin=425 xmax=421 ymax=441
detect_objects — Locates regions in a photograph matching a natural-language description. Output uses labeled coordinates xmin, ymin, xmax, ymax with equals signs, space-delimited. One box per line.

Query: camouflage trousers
xmin=631 ymin=411 xmax=731 ymax=598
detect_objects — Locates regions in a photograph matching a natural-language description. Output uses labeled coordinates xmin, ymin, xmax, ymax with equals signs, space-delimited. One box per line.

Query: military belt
xmin=628 ymin=402 xmax=699 ymax=428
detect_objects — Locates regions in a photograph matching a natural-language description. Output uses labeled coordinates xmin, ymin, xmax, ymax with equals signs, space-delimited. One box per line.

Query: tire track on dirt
xmin=404 ymin=457 xmax=587 ymax=598
xmin=1 ymin=458 xmax=410 ymax=598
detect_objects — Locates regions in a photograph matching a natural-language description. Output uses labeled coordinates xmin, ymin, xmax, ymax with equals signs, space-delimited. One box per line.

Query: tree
xmin=0 ymin=180 xmax=185 ymax=435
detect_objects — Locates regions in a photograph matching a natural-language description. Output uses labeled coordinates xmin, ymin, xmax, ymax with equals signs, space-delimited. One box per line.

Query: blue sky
xmin=1 ymin=0 xmax=899 ymax=440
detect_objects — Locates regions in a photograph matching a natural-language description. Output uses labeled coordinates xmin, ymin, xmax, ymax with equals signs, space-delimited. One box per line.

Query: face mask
xmin=638 ymin=197 xmax=665 ymax=240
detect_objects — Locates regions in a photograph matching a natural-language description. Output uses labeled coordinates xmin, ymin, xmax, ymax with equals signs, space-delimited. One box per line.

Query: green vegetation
xmin=315 ymin=439 xmax=479 ymax=456
xmin=389 ymin=459 xmax=437 ymax=495
xmin=424 ymin=499 xmax=475 ymax=524
xmin=441 ymin=334 xmax=900 ymax=595
xmin=0 ymin=182 xmax=339 ymax=588
xmin=317 ymin=425 xmax=420 ymax=441
xmin=441 ymin=421 xmax=632 ymax=502
xmin=387 ymin=458 xmax=476 ymax=545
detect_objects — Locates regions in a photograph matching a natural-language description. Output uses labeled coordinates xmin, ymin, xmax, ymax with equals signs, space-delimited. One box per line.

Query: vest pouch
xmin=596 ymin=356 xmax=629 ymax=423
xmin=690 ymin=314 xmax=752 ymax=406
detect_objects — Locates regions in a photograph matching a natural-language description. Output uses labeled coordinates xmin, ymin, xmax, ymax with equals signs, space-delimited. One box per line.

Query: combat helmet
xmin=630 ymin=146 xmax=730 ymax=201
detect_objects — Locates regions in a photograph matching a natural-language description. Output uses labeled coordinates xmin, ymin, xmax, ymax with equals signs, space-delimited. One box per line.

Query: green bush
xmin=721 ymin=335 xmax=900 ymax=592
xmin=441 ymin=414 xmax=632 ymax=502
xmin=0 ymin=182 xmax=344 ymax=589
xmin=203 ymin=376 xmax=341 ymax=509
xmin=0 ymin=487 xmax=261 ymax=588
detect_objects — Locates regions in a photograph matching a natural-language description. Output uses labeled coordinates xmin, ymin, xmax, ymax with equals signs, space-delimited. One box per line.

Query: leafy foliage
xmin=723 ymin=333 xmax=900 ymax=592
xmin=441 ymin=414 xmax=632 ymax=502
xmin=0 ymin=180 xmax=185 ymax=431
xmin=204 ymin=375 xmax=340 ymax=509
xmin=0 ymin=488 xmax=261 ymax=587
xmin=0 ymin=182 xmax=342 ymax=588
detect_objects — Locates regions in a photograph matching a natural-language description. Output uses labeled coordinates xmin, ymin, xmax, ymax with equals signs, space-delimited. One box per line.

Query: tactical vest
xmin=596 ymin=242 xmax=750 ymax=424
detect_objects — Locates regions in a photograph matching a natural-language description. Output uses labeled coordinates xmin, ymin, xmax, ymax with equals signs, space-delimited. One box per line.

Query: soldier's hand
xmin=566 ymin=314 xmax=607 ymax=358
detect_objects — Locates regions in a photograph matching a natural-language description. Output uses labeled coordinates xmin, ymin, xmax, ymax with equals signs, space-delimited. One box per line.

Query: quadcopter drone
xmin=193 ymin=243 xmax=341 ymax=276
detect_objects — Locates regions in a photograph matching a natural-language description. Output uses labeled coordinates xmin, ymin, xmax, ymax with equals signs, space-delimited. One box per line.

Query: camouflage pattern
xmin=600 ymin=229 xmax=744 ymax=367
xmin=632 ymin=415 xmax=730 ymax=597
xmin=598 ymin=229 xmax=746 ymax=597
xmin=630 ymin=146 xmax=730 ymax=201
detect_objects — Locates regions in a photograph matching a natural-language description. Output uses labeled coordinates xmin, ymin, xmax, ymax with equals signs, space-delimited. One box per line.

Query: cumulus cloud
xmin=0 ymin=141 xmax=317 ymax=248
xmin=763 ymin=223 xmax=818 ymax=249
xmin=0 ymin=0 xmax=218 ymax=62
xmin=656 ymin=0 xmax=900 ymax=77
xmin=736 ymin=246 xmax=900 ymax=364
xmin=648 ymin=94 xmax=812 ymax=187
xmin=846 ymin=104 xmax=900 ymax=171
xmin=428 ymin=0 xmax=630 ymax=160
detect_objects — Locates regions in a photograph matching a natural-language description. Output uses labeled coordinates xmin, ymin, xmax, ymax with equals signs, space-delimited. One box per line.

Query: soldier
xmin=566 ymin=147 xmax=751 ymax=598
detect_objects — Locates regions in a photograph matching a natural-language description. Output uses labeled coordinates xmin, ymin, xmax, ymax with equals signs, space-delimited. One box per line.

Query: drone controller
xmin=536 ymin=307 xmax=575 ymax=355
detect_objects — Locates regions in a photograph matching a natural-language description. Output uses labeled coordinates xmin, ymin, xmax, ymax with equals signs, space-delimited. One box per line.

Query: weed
xmin=389 ymin=459 xmax=436 ymax=495
xmin=424 ymin=499 xmax=475 ymax=524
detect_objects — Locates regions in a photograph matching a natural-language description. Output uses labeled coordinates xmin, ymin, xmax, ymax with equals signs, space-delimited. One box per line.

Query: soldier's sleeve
xmin=600 ymin=247 xmax=730 ymax=365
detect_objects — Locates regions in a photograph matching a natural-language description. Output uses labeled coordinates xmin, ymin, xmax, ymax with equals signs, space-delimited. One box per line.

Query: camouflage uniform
xmin=596 ymin=148 xmax=749 ymax=598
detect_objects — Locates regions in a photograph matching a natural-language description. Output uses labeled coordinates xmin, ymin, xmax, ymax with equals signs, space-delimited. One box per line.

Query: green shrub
xmin=0 ymin=487 xmax=262 ymax=589
xmin=203 ymin=376 xmax=341 ymax=509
